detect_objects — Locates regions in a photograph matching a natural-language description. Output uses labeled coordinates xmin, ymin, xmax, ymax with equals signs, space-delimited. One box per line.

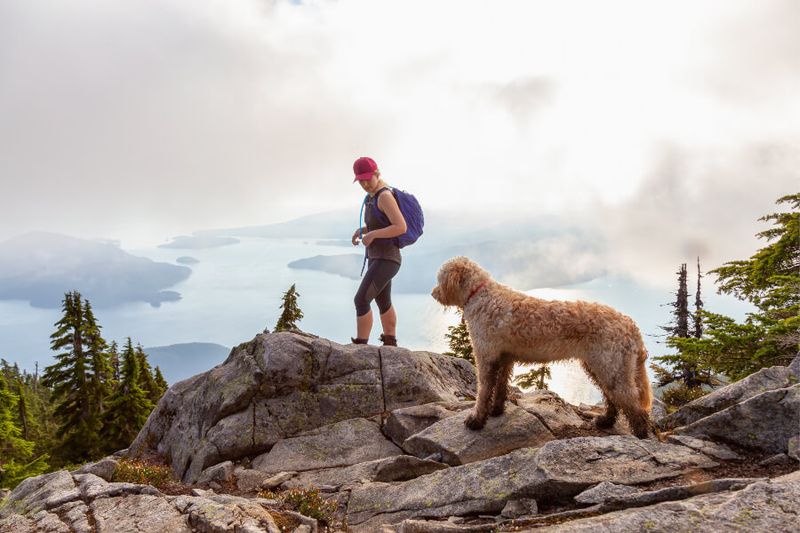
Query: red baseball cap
xmin=353 ymin=156 xmax=378 ymax=182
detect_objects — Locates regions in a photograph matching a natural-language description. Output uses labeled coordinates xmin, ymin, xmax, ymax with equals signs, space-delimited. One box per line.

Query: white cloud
xmin=0 ymin=0 xmax=797 ymax=263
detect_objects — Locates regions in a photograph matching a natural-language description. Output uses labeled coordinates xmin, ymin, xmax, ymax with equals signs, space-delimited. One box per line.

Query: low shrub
xmin=111 ymin=458 xmax=173 ymax=489
xmin=259 ymin=487 xmax=337 ymax=527
xmin=662 ymin=383 xmax=708 ymax=408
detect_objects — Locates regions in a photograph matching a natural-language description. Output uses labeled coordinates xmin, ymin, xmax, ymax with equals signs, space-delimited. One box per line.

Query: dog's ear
xmin=443 ymin=260 xmax=466 ymax=306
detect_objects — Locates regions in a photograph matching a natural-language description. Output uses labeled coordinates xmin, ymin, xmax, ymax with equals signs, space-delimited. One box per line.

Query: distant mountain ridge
xmin=0 ymin=232 xmax=190 ymax=309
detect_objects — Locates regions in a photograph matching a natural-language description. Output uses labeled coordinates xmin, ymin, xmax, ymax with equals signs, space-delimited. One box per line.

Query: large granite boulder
xmin=251 ymin=418 xmax=403 ymax=474
xmin=280 ymin=455 xmax=449 ymax=491
xmin=532 ymin=472 xmax=800 ymax=532
xmin=0 ymin=468 xmax=286 ymax=533
xmin=674 ymin=383 xmax=800 ymax=454
xmin=402 ymin=403 xmax=555 ymax=465
xmin=515 ymin=390 xmax=587 ymax=434
xmin=384 ymin=401 xmax=473 ymax=447
xmin=129 ymin=332 xmax=475 ymax=483
xmin=659 ymin=364 xmax=799 ymax=430
xmin=346 ymin=435 xmax=717 ymax=530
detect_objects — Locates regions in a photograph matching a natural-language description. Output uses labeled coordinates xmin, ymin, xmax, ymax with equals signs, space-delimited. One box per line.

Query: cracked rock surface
xmin=129 ymin=333 xmax=476 ymax=483
xmin=3 ymin=337 xmax=797 ymax=532
xmin=0 ymin=467 xmax=287 ymax=533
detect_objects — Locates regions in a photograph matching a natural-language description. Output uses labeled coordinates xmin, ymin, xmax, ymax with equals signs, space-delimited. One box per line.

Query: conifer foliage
xmin=275 ymin=284 xmax=304 ymax=332
xmin=39 ymin=291 xmax=166 ymax=466
xmin=652 ymin=261 xmax=714 ymax=393
xmin=101 ymin=338 xmax=154 ymax=453
xmin=513 ymin=364 xmax=552 ymax=390
xmin=670 ymin=193 xmax=800 ymax=379
xmin=0 ymin=372 xmax=48 ymax=488
xmin=41 ymin=292 xmax=100 ymax=460
xmin=443 ymin=311 xmax=474 ymax=365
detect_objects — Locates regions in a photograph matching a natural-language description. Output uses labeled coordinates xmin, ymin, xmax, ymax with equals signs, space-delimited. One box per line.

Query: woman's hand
xmin=361 ymin=232 xmax=376 ymax=247
xmin=351 ymin=228 xmax=363 ymax=246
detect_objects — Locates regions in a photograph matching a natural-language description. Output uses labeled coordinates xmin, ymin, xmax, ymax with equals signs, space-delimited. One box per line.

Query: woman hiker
xmin=350 ymin=156 xmax=406 ymax=347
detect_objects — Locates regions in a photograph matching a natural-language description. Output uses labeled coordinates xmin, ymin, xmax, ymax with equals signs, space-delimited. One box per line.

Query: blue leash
xmin=359 ymin=194 xmax=369 ymax=277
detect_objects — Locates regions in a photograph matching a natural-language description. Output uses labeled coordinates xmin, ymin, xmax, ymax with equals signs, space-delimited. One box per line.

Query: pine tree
xmin=661 ymin=264 xmax=690 ymax=338
xmin=693 ymin=257 xmax=704 ymax=338
xmin=653 ymin=264 xmax=713 ymax=390
xmin=671 ymin=193 xmax=799 ymax=379
xmin=153 ymin=367 xmax=169 ymax=398
xmin=100 ymin=338 xmax=154 ymax=453
xmin=443 ymin=311 xmax=474 ymax=365
xmin=16 ymin=379 xmax=29 ymax=440
xmin=83 ymin=300 xmax=112 ymax=457
xmin=275 ymin=284 xmax=304 ymax=332
xmin=41 ymin=292 xmax=113 ymax=462
xmin=513 ymin=364 xmax=551 ymax=390
xmin=135 ymin=344 xmax=161 ymax=405
xmin=108 ymin=341 xmax=121 ymax=382
xmin=42 ymin=292 xmax=95 ymax=462
xmin=0 ymin=372 xmax=48 ymax=488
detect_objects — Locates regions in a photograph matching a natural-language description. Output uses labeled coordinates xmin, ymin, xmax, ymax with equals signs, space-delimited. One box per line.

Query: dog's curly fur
xmin=432 ymin=256 xmax=653 ymax=438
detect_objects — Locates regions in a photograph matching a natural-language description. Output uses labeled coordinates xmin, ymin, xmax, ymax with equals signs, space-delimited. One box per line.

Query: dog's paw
xmin=464 ymin=412 xmax=486 ymax=430
xmin=489 ymin=403 xmax=505 ymax=417
xmin=594 ymin=415 xmax=616 ymax=429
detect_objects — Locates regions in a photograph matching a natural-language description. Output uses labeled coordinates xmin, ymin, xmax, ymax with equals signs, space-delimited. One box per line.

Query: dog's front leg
xmin=465 ymin=356 xmax=499 ymax=430
xmin=489 ymin=356 xmax=515 ymax=417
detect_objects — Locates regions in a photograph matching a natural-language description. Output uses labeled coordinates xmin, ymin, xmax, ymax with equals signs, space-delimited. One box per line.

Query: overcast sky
xmin=1 ymin=0 xmax=797 ymax=284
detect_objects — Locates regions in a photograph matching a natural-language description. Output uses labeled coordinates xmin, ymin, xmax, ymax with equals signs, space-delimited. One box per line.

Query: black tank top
xmin=365 ymin=188 xmax=402 ymax=265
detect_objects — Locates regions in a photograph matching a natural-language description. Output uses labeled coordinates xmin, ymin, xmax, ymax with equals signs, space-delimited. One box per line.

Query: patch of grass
xmin=112 ymin=458 xmax=174 ymax=490
xmin=662 ymin=384 xmax=708 ymax=408
xmin=259 ymin=487 xmax=337 ymax=527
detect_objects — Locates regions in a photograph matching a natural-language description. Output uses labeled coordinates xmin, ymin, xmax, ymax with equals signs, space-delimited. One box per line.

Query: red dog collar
xmin=464 ymin=280 xmax=489 ymax=307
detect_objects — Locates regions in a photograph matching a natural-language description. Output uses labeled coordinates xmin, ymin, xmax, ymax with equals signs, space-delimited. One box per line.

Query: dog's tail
xmin=636 ymin=337 xmax=653 ymax=412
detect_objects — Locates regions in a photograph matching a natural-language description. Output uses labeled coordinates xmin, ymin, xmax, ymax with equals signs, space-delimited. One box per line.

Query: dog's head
xmin=431 ymin=256 xmax=491 ymax=308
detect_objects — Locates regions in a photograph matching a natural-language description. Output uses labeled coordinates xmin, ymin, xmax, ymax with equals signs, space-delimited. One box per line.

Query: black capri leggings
xmin=354 ymin=259 xmax=401 ymax=317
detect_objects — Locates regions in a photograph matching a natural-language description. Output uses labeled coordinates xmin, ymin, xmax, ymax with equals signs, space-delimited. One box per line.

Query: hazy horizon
xmin=1 ymin=0 xmax=797 ymax=282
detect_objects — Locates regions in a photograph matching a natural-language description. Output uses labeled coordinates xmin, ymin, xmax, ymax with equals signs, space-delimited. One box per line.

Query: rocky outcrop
xmin=526 ymin=472 xmax=800 ymax=532
xmin=659 ymin=363 xmax=799 ymax=430
xmin=3 ymin=334 xmax=798 ymax=533
xmin=346 ymin=436 xmax=717 ymax=530
xmin=0 ymin=469 xmax=286 ymax=533
xmin=402 ymin=403 xmax=554 ymax=465
xmin=252 ymin=417 xmax=403 ymax=474
xmin=673 ymin=383 xmax=800 ymax=454
xmin=129 ymin=333 xmax=476 ymax=483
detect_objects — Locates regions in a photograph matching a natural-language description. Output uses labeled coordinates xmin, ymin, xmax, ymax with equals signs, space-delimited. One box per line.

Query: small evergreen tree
xmin=134 ymin=344 xmax=160 ymax=404
xmin=275 ymin=284 xmax=304 ymax=332
xmin=153 ymin=367 xmax=169 ymax=398
xmin=0 ymin=373 xmax=48 ymax=488
xmin=42 ymin=292 xmax=96 ymax=462
xmin=662 ymin=264 xmax=690 ymax=339
xmin=443 ymin=311 xmax=474 ymax=365
xmin=693 ymin=257 xmax=704 ymax=339
xmin=108 ymin=341 xmax=121 ymax=382
xmin=513 ymin=364 xmax=551 ymax=390
xmin=100 ymin=338 xmax=154 ymax=453
xmin=652 ymin=263 xmax=715 ymax=392
xmin=83 ymin=300 xmax=111 ymax=457
xmin=16 ymin=379 xmax=29 ymax=440
xmin=672 ymin=194 xmax=799 ymax=379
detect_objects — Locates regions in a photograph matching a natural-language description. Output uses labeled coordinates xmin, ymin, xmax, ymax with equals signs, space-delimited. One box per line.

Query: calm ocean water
xmin=0 ymin=236 xmax=754 ymax=405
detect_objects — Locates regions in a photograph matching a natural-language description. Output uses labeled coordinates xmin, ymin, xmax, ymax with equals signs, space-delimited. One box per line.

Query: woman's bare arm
xmin=369 ymin=192 xmax=407 ymax=239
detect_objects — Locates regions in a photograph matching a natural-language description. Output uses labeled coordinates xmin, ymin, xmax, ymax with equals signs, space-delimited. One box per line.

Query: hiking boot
xmin=379 ymin=334 xmax=397 ymax=347
xmin=350 ymin=337 xmax=369 ymax=345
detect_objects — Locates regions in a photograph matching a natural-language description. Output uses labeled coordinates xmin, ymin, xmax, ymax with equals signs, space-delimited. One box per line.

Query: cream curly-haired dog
xmin=431 ymin=256 xmax=653 ymax=438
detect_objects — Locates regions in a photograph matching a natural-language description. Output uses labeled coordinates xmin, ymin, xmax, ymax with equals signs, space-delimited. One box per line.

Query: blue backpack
xmin=359 ymin=187 xmax=424 ymax=248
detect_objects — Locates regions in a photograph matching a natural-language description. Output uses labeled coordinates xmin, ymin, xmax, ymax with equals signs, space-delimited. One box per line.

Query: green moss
xmin=734 ymin=508 xmax=753 ymax=524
